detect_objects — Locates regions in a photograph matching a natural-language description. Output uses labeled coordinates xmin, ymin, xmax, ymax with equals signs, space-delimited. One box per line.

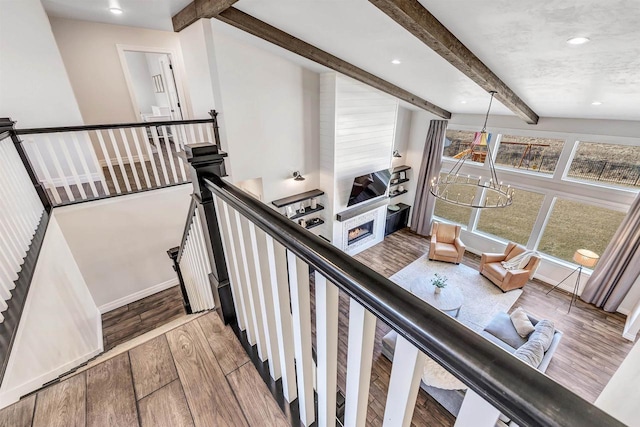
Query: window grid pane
xmin=537 ymin=199 xmax=626 ymax=263
xmin=568 ymin=141 xmax=640 ymax=188
xmin=495 ymin=135 xmax=565 ymax=175
xmin=433 ymin=173 xmax=475 ymax=226
xmin=476 ymin=188 xmax=544 ymax=245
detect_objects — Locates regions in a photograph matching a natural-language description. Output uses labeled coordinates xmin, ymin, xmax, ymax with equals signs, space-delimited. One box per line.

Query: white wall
xmin=0 ymin=216 xmax=101 ymax=408
xmin=0 ymin=0 xmax=83 ymax=127
xmin=49 ymin=17 xmax=193 ymax=124
xmin=182 ymin=19 xmax=321 ymax=204
xmin=596 ymin=337 xmax=640 ymax=426
xmin=179 ymin=20 xmax=219 ymax=119
xmin=54 ymin=184 xmax=192 ymax=312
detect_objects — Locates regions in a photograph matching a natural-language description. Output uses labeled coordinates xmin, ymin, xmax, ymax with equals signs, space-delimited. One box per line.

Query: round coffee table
xmin=410 ymin=282 xmax=464 ymax=318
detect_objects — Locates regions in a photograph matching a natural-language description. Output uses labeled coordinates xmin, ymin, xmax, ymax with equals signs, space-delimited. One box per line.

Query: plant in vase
xmin=431 ymin=273 xmax=448 ymax=294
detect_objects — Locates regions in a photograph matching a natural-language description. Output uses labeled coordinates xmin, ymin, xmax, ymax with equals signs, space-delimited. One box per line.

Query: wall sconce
xmin=292 ymin=171 xmax=306 ymax=181
xmin=393 ymin=149 xmax=402 ymax=158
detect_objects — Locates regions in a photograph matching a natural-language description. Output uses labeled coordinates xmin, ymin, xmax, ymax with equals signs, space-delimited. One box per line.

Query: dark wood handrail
xmin=203 ymin=173 xmax=622 ymax=427
xmin=15 ymin=117 xmax=215 ymax=135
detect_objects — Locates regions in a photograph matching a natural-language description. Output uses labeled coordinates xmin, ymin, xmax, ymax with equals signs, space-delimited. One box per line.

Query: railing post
xmin=167 ymin=247 xmax=193 ymax=314
xmin=185 ymin=143 xmax=236 ymax=324
xmin=0 ymin=118 xmax=52 ymax=213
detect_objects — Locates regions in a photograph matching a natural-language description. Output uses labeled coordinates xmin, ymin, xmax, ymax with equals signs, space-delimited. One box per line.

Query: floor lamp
xmin=546 ymin=249 xmax=600 ymax=313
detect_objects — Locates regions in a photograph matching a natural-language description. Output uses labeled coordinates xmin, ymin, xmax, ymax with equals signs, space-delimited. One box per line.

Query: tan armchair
xmin=428 ymin=222 xmax=465 ymax=264
xmin=480 ymin=242 xmax=541 ymax=292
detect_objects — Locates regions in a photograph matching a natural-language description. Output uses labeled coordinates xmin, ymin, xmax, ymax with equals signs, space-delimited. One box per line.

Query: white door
xmin=159 ymin=56 xmax=183 ymax=120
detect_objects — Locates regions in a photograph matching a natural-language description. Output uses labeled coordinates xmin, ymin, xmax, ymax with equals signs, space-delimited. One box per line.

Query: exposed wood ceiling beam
xmin=172 ymin=0 xmax=238 ymax=32
xmin=370 ymin=0 xmax=539 ymax=124
xmin=209 ymin=8 xmax=451 ymax=118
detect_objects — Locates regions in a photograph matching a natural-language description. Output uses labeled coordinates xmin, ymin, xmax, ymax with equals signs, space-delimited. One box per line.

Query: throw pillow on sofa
xmin=514 ymin=339 xmax=545 ymax=368
xmin=528 ymin=319 xmax=555 ymax=352
xmin=510 ymin=307 xmax=535 ymax=337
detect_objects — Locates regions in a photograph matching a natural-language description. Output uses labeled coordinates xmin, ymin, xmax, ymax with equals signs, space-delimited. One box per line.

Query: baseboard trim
xmin=98 ymin=278 xmax=179 ymax=314
xmin=0 ymin=346 xmax=102 ymax=409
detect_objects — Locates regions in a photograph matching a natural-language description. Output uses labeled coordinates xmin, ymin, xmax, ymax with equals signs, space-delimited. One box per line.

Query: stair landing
xmin=0 ymin=312 xmax=290 ymax=427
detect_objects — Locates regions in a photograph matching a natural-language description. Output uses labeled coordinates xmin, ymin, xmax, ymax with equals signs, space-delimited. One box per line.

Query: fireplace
xmin=347 ymin=220 xmax=374 ymax=246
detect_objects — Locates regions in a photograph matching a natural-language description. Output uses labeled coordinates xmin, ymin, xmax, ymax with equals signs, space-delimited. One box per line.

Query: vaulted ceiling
xmin=43 ymin=0 xmax=640 ymax=121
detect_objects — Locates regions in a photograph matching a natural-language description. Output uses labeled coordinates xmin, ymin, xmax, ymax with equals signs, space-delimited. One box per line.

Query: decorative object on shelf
xmin=546 ymin=249 xmax=599 ymax=313
xmin=398 ymin=185 xmax=405 ymax=193
xmin=430 ymin=91 xmax=514 ymax=209
xmin=285 ymin=205 xmax=296 ymax=218
xmin=399 ymin=171 xmax=407 ymax=180
xmin=310 ymin=197 xmax=317 ymax=209
xmin=388 ymin=204 xmax=400 ymax=212
xmin=431 ymin=273 xmax=448 ymax=294
xmin=292 ymin=171 xmax=305 ymax=181
xmin=298 ymin=202 xmax=306 ymax=214
xmin=299 ymin=218 xmax=307 ymax=227
xmin=393 ymin=149 xmax=402 ymax=158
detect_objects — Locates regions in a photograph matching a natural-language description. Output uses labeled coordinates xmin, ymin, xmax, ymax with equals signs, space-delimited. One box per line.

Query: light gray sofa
xmin=381 ymin=312 xmax=562 ymax=426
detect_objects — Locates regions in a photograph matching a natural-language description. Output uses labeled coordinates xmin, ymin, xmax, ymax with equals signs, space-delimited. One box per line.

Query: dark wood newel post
xmin=185 ymin=142 xmax=236 ymax=325
xmin=0 ymin=118 xmax=53 ymax=213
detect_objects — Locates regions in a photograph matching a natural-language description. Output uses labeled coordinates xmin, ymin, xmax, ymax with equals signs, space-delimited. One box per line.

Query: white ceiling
xmin=42 ymin=0 xmax=640 ymax=121
xmin=43 ymin=0 xmax=191 ymax=31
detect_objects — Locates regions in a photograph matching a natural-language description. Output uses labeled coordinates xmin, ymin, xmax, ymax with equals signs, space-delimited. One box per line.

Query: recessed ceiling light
xmin=109 ymin=7 xmax=123 ymax=14
xmin=566 ymin=37 xmax=590 ymax=45
xmin=591 ymin=101 xmax=602 ymax=105
xmin=391 ymin=59 xmax=401 ymax=65
xmin=460 ymin=100 xmax=467 ymax=104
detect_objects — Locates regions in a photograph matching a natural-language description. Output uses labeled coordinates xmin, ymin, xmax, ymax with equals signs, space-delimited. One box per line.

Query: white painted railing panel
xmin=0 ymin=137 xmax=45 ymax=321
xmin=178 ymin=208 xmax=215 ymax=312
xmin=19 ymin=121 xmax=214 ymax=206
xmin=382 ymin=336 xmax=426 ymax=427
xmin=315 ymin=272 xmax=339 ymax=427
xmin=287 ymin=251 xmax=316 ymax=426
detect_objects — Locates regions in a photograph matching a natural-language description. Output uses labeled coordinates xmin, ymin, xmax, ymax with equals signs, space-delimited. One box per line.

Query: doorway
xmin=118 ymin=48 xmax=184 ymax=121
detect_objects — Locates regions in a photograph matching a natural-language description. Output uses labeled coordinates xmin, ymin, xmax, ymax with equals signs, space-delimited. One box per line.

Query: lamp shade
xmin=573 ymin=249 xmax=599 ymax=268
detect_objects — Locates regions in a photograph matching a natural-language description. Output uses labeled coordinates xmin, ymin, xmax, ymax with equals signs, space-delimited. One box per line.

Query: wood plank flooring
xmin=102 ymin=286 xmax=186 ymax=351
xmin=0 ymin=312 xmax=288 ymax=427
xmin=346 ymin=228 xmax=636 ymax=426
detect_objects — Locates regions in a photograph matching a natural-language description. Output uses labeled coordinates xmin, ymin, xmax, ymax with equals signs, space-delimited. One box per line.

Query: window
xmin=494 ymin=135 xmax=565 ymax=175
xmin=568 ymin=141 xmax=640 ymax=188
xmin=476 ymin=188 xmax=544 ymax=245
xmin=433 ymin=173 xmax=476 ymax=226
xmin=443 ymin=130 xmax=493 ymax=164
xmin=538 ymin=199 xmax=626 ymax=263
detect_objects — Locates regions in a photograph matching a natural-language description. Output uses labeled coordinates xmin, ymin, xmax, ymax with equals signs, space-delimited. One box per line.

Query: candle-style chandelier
xmin=430 ymin=91 xmax=514 ymax=209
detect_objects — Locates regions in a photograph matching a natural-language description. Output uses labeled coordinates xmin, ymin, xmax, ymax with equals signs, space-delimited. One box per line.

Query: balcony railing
xmin=14 ymin=112 xmax=220 ymax=206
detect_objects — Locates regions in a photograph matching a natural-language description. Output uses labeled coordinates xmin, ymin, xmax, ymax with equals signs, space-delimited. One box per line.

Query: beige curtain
xmin=411 ymin=120 xmax=448 ymax=236
xmin=580 ymin=192 xmax=640 ymax=312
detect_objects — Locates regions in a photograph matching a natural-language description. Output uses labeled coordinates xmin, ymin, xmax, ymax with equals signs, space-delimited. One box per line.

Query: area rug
xmin=390 ymin=255 xmax=523 ymax=332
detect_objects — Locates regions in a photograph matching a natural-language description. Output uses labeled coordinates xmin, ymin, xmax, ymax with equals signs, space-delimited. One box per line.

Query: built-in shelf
xmin=288 ymin=204 xmax=324 ymax=220
xmin=389 ymin=190 xmax=408 ymax=198
xmin=272 ymin=189 xmax=324 ymax=208
xmin=392 ymin=165 xmax=411 ymax=174
xmin=390 ymin=178 xmax=409 ymax=186
xmin=305 ymin=219 xmax=325 ymax=230
xmin=319 ymin=235 xmax=331 ymax=242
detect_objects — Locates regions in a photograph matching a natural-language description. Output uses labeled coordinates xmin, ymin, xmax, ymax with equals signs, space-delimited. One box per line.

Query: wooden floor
xmin=343 ymin=228 xmax=635 ymax=426
xmin=0 ymin=312 xmax=290 ymax=427
xmin=102 ymin=286 xmax=186 ymax=351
